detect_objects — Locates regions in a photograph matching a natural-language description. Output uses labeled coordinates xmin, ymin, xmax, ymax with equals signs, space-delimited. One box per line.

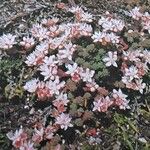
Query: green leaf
xmin=83 ymin=92 xmax=91 ymax=99
xmin=70 ymin=103 xmax=78 ymax=111
xmin=68 ymin=92 xmax=74 ymax=99
xmin=74 ymin=118 xmax=83 ymax=126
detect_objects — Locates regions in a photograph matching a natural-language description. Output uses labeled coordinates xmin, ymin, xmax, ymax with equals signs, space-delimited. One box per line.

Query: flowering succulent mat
xmin=0 ymin=0 xmax=150 ymax=150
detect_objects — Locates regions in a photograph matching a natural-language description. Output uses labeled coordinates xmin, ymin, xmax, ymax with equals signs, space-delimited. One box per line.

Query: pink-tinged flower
xmin=143 ymin=49 xmax=150 ymax=64
xmin=24 ymin=79 xmax=53 ymax=99
xmin=24 ymin=79 xmax=39 ymax=93
xmin=64 ymin=23 xmax=92 ymax=39
xmin=69 ymin=6 xmax=83 ymax=21
xmin=80 ymin=68 xmax=95 ymax=83
xmin=136 ymin=62 xmax=149 ymax=77
xmin=39 ymin=65 xmax=58 ymax=81
xmin=69 ymin=5 xmax=93 ymax=22
xmin=65 ymin=63 xmax=81 ymax=82
xmin=121 ymin=76 xmax=131 ymax=85
xmin=57 ymin=43 xmax=76 ymax=61
xmin=111 ymin=19 xmax=125 ymax=32
xmin=51 ymin=108 xmax=60 ymax=118
xmin=53 ymin=93 xmax=69 ymax=112
xmin=55 ymin=113 xmax=73 ymax=130
xmin=25 ymin=41 xmax=49 ymax=65
xmin=79 ymin=23 xmax=93 ymax=36
xmin=98 ymin=16 xmax=125 ymax=32
xmin=35 ymin=41 xmax=49 ymax=55
xmin=123 ymin=50 xmax=143 ymax=62
xmin=112 ymin=89 xmax=130 ymax=109
xmin=55 ymin=2 xmax=67 ymax=9
xmin=135 ymin=79 xmax=146 ymax=94
xmin=32 ymin=127 xmax=44 ymax=143
xmin=31 ymin=24 xmax=49 ymax=41
xmin=47 ymin=76 xmax=65 ymax=95
xmin=20 ymin=141 xmax=35 ymax=150
xmin=129 ymin=7 xmax=142 ymax=20
xmin=141 ymin=12 xmax=150 ymax=33
xmin=69 ymin=6 xmax=83 ymax=14
xmin=63 ymin=42 xmax=76 ymax=52
xmin=7 ymin=126 xmax=27 ymax=149
xmin=123 ymin=66 xmax=139 ymax=82
xmin=103 ymin=51 xmax=118 ymax=67
xmin=125 ymin=81 xmax=137 ymax=90
xmin=93 ymin=96 xmax=112 ymax=112
xmin=121 ymin=62 xmax=128 ymax=73
xmin=58 ymin=24 xmax=67 ymax=33
xmin=55 ymin=93 xmax=69 ymax=106
xmin=65 ymin=63 xmax=78 ymax=75
xmin=123 ymin=79 xmax=146 ymax=94
xmin=142 ymin=12 xmax=150 ymax=22
xmin=41 ymin=18 xmax=59 ymax=27
xmin=49 ymin=36 xmax=65 ymax=50
xmin=92 ymin=31 xmax=110 ymax=44
xmin=99 ymin=18 xmax=113 ymax=31
xmin=80 ymin=12 xmax=93 ymax=22
xmin=85 ymin=81 xmax=99 ymax=92
xmin=39 ymin=55 xmax=58 ymax=81
xmin=25 ymin=50 xmax=45 ymax=66
xmin=36 ymin=81 xmax=52 ymax=100
xmin=108 ymin=33 xmax=120 ymax=44
xmin=0 ymin=33 xmax=16 ymax=49
xmin=112 ymin=89 xmax=127 ymax=100
xmin=64 ymin=23 xmax=80 ymax=39
xmin=98 ymin=16 xmax=108 ymax=26
xmin=48 ymin=25 xmax=62 ymax=37
xmin=45 ymin=125 xmax=57 ymax=140
xmin=92 ymin=32 xmax=119 ymax=45
xmin=20 ymin=36 xmax=35 ymax=49
xmin=71 ymin=72 xmax=81 ymax=82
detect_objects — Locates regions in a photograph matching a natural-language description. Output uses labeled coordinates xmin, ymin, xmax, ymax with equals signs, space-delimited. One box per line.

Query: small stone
xmin=138 ymin=137 xmax=147 ymax=143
